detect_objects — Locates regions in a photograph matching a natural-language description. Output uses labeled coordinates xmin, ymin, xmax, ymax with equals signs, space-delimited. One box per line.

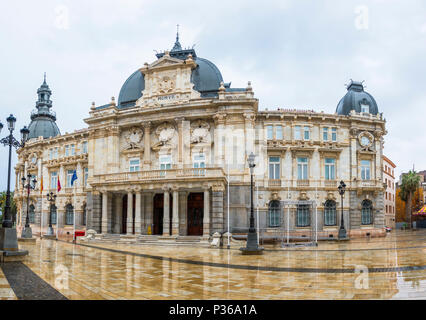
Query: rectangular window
xmin=297 ymin=205 xmax=310 ymax=227
xmin=361 ymin=160 xmax=371 ymax=180
xmin=325 ymin=158 xmax=335 ymax=180
xmin=361 ymin=104 xmax=369 ymax=113
xmin=65 ymin=145 xmax=69 ymax=157
xmin=294 ymin=126 xmax=301 ymax=140
xmin=304 ymin=126 xmax=310 ymax=140
xmin=50 ymin=172 xmax=58 ymax=189
xmin=82 ymin=141 xmax=88 ymax=154
xmin=129 ymin=158 xmax=140 ymax=172
xmin=159 ymin=155 xmax=172 ymax=170
xmin=70 ymin=144 xmax=75 ymax=156
xmin=269 ymin=156 xmax=280 ymax=180
xmin=84 ymin=168 xmax=89 ymax=187
xmin=297 ymin=157 xmax=308 ymax=180
xmin=267 ymin=125 xmax=273 ymax=140
xmin=276 ymin=125 xmax=283 ymax=140
xmin=49 ymin=149 xmax=53 ymax=160
xmin=332 ymin=128 xmax=337 ymax=142
xmin=193 ymin=153 xmax=206 ymax=175
xmin=323 ymin=127 xmax=328 ymax=141
xmin=66 ymin=170 xmax=74 ymax=188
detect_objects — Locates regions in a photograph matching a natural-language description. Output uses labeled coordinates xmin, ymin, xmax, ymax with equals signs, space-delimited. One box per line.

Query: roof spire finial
xmin=171 ymin=24 xmax=182 ymax=52
xmin=43 ymin=72 xmax=47 ymax=84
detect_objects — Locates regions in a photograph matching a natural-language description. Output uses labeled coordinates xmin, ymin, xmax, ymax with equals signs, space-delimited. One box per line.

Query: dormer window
xmin=361 ymin=104 xmax=369 ymax=113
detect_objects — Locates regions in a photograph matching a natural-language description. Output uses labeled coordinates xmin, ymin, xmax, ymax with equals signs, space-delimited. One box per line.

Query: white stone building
xmin=14 ymin=35 xmax=388 ymax=241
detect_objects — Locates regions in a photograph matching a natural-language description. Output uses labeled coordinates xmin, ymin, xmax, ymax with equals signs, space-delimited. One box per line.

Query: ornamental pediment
xmin=145 ymin=55 xmax=184 ymax=70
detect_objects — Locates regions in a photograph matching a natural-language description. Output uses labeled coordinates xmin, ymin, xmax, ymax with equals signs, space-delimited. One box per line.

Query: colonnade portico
xmin=94 ymin=184 xmax=223 ymax=238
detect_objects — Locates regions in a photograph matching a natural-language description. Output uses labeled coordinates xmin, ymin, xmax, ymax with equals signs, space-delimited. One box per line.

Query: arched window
xmin=82 ymin=204 xmax=86 ymax=226
xmin=29 ymin=204 xmax=35 ymax=224
xmin=297 ymin=204 xmax=310 ymax=227
xmin=324 ymin=200 xmax=337 ymax=226
xmin=50 ymin=205 xmax=57 ymax=224
xmin=268 ymin=201 xmax=281 ymax=227
xmin=361 ymin=200 xmax=373 ymax=225
xmin=65 ymin=204 xmax=74 ymax=225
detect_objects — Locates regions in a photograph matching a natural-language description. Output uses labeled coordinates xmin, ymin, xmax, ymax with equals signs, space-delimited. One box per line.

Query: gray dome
xmin=336 ymin=81 xmax=379 ymax=115
xmin=117 ymin=45 xmax=224 ymax=108
xmin=28 ymin=117 xmax=60 ymax=139
xmin=117 ymin=70 xmax=145 ymax=108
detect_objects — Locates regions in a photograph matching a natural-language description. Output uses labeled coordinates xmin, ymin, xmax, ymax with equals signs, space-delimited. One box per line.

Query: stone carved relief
xmin=152 ymin=123 xmax=176 ymax=150
xmin=190 ymin=120 xmax=210 ymax=144
xmin=157 ymin=74 xmax=176 ymax=94
xmin=121 ymin=127 xmax=144 ymax=150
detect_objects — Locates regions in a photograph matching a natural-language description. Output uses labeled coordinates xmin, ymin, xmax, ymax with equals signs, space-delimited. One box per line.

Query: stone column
xmin=179 ymin=191 xmax=187 ymax=235
xmin=203 ymin=188 xmax=210 ymax=237
xmin=101 ymin=192 xmax=108 ymax=234
xmin=127 ymin=191 xmax=133 ymax=234
xmin=163 ymin=189 xmax=170 ymax=236
xmin=145 ymin=193 xmax=153 ymax=234
xmin=114 ymin=194 xmax=122 ymax=234
xmin=143 ymin=122 xmax=151 ymax=170
xmin=211 ymin=185 xmax=224 ymax=234
xmin=57 ymin=208 xmax=65 ymax=229
xmin=135 ymin=191 xmax=142 ymax=234
xmin=75 ymin=210 xmax=83 ymax=229
xmin=172 ymin=189 xmax=179 ymax=236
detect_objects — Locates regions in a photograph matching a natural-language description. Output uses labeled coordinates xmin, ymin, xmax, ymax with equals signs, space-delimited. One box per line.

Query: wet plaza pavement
xmin=1 ymin=230 xmax=426 ymax=300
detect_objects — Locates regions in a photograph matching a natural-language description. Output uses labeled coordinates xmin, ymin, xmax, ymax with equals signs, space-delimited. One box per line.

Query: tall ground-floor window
xmin=268 ymin=200 xmax=281 ymax=227
xmin=65 ymin=204 xmax=74 ymax=225
xmin=361 ymin=200 xmax=373 ymax=225
xmin=296 ymin=204 xmax=310 ymax=227
xmin=324 ymin=200 xmax=337 ymax=226
xmin=82 ymin=205 xmax=86 ymax=226
xmin=50 ymin=205 xmax=57 ymax=224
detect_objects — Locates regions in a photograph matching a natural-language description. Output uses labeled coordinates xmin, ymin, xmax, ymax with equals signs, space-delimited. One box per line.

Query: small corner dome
xmin=28 ymin=118 xmax=60 ymax=139
xmin=336 ymin=81 xmax=379 ymax=115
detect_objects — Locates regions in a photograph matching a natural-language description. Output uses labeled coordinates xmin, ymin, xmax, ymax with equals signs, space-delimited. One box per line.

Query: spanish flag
xmin=40 ymin=176 xmax=43 ymax=192
xmin=57 ymin=176 xmax=62 ymax=192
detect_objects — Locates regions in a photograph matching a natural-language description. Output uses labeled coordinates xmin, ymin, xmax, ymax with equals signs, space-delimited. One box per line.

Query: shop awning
xmin=414 ymin=205 xmax=426 ymax=216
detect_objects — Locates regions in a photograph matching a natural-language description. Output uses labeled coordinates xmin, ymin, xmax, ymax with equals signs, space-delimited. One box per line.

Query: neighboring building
xmin=383 ymin=156 xmax=396 ymax=228
xmin=14 ymin=34 xmax=388 ymax=241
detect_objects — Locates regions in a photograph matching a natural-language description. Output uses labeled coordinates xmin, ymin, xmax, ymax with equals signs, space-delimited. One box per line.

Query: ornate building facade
xmin=14 ymin=35 xmax=388 ymax=241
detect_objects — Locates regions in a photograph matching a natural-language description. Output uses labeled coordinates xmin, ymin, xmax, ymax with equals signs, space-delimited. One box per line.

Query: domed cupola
xmin=336 ymin=80 xmax=379 ymax=116
xmin=117 ymin=30 xmax=227 ymax=108
xmin=28 ymin=74 xmax=61 ymax=139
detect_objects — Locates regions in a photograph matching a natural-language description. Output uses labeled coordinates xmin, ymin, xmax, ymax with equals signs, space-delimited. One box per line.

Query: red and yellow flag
xmin=57 ymin=177 xmax=62 ymax=192
xmin=40 ymin=176 xmax=43 ymax=192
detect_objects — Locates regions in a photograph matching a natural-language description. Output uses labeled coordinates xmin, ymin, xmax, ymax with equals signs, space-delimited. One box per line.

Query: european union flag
xmin=71 ymin=170 xmax=78 ymax=186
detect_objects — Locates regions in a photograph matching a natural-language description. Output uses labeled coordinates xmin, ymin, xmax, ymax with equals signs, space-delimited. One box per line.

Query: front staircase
xmin=82 ymin=233 xmax=211 ymax=247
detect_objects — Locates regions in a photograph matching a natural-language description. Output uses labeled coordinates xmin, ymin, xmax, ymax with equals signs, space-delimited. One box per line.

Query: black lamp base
xmin=338 ymin=228 xmax=347 ymax=240
xmin=240 ymin=232 xmax=264 ymax=255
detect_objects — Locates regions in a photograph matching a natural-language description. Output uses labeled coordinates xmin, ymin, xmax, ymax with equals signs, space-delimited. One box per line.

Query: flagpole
xmin=227 ymin=161 xmax=230 ymax=249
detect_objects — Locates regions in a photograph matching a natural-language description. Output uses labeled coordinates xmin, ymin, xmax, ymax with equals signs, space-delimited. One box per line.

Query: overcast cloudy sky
xmin=0 ymin=0 xmax=425 ymax=190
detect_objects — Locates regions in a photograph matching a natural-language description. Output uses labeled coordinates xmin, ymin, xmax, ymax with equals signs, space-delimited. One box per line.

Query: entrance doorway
xmin=153 ymin=194 xmax=173 ymax=235
xmin=187 ymin=193 xmax=204 ymax=236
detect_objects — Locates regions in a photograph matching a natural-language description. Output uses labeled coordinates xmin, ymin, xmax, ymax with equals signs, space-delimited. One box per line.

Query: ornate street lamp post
xmin=21 ymin=174 xmax=37 ymax=238
xmin=338 ymin=180 xmax=348 ymax=240
xmin=46 ymin=192 xmax=57 ymax=237
xmin=240 ymin=152 xmax=263 ymax=255
xmin=0 ymin=114 xmax=30 ymax=254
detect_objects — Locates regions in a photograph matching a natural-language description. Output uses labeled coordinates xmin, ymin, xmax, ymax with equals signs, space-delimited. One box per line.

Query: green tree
xmin=399 ymin=171 xmax=421 ymax=228
xmin=0 ymin=191 xmax=17 ymax=225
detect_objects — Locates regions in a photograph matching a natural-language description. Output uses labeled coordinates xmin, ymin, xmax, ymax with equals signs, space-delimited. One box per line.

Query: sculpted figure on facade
xmin=190 ymin=120 xmax=211 ymax=145
xmin=121 ymin=127 xmax=144 ymax=150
